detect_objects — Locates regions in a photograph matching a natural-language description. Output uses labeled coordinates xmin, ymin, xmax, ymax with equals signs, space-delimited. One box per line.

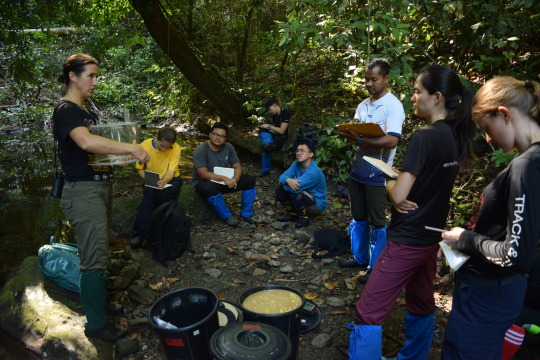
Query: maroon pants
xmin=356 ymin=241 xmax=439 ymax=324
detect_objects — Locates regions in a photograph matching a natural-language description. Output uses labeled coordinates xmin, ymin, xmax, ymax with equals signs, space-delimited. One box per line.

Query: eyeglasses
xmin=211 ymin=132 xmax=226 ymax=139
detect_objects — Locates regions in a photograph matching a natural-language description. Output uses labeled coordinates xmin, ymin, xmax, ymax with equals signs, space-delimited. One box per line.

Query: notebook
xmin=362 ymin=156 xmax=398 ymax=179
xmin=144 ymin=171 xmax=171 ymax=189
xmin=211 ymin=167 xmax=234 ymax=185
xmin=439 ymin=241 xmax=470 ymax=271
xmin=336 ymin=122 xmax=385 ymax=137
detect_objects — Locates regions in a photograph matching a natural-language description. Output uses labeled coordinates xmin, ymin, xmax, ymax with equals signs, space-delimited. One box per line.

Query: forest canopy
xmin=0 ymin=0 xmax=539 ymax=210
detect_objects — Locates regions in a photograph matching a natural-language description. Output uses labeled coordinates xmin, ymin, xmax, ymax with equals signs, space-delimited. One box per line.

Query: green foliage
xmin=490 ymin=148 xmax=518 ymax=167
xmin=315 ymin=116 xmax=354 ymax=183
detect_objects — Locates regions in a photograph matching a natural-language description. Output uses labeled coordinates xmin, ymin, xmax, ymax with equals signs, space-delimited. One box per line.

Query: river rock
xmin=0 ymin=256 xmax=102 ymax=359
xmin=280 ymin=264 xmax=293 ymax=273
xmin=252 ymin=268 xmax=266 ymax=276
xmin=128 ymin=284 xmax=159 ymax=305
xmin=205 ymin=268 xmax=222 ymax=278
xmin=311 ymin=333 xmax=332 ymax=348
xmin=270 ymin=221 xmax=288 ymax=230
xmin=326 ymin=296 xmax=346 ymax=307
xmin=252 ymin=233 xmax=264 ymax=241
xmin=115 ymin=338 xmax=139 ymax=358
xmin=109 ymin=263 xmax=140 ymax=290
xmin=294 ymin=230 xmax=310 ymax=243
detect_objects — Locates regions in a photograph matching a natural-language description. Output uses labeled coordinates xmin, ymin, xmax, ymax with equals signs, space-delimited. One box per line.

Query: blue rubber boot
xmin=347 ymin=324 xmax=382 ymax=360
xmin=239 ymin=188 xmax=256 ymax=218
xmin=349 ymin=220 xmax=369 ymax=266
xmin=261 ymin=152 xmax=272 ymax=173
xmin=397 ymin=312 xmax=434 ymax=360
xmin=206 ymin=193 xmax=232 ymax=220
xmin=368 ymin=226 xmax=387 ymax=270
xmin=259 ymin=132 xmax=273 ymax=146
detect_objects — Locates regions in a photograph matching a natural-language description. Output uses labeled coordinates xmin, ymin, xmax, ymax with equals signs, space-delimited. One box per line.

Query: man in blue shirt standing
xmin=275 ymin=139 xmax=327 ymax=228
xmin=337 ymin=58 xmax=405 ymax=283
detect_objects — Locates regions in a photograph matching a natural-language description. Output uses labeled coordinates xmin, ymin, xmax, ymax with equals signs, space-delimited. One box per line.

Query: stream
xmin=0 ymin=125 xmax=198 ymax=358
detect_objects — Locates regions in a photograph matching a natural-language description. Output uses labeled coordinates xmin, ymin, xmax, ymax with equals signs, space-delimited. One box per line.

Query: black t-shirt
xmin=271 ymin=109 xmax=291 ymax=138
xmin=388 ymin=120 xmax=460 ymax=246
xmin=52 ymin=100 xmax=113 ymax=182
xmin=458 ymin=142 xmax=540 ymax=277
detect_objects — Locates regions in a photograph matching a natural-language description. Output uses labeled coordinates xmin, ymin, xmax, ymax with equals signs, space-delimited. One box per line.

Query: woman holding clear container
xmin=441 ymin=77 xmax=540 ymax=359
xmin=52 ymin=53 xmax=149 ymax=342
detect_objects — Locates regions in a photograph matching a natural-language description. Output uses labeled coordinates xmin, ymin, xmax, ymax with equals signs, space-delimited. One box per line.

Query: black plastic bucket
xmin=149 ymin=287 xmax=220 ymax=360
xmin=218 ymin=300 xmax=243 ymax=327
xmin=238 ymin=285 xmax=305 ymax=360
xmin=210 ymin=322 xmax=292 ymax=360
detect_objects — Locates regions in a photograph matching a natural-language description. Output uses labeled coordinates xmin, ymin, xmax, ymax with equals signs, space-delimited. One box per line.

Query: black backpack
xmin=312 ymin=227 xmax=349 ymax=259
xmin=147 ymin=201 xmax=192 ymax=266
xmin=296 ymin=124 xmax=319 ymax=145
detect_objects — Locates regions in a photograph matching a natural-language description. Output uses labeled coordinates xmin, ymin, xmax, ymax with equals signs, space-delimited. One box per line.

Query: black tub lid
xmin=210 ymin=322 xmax=292 ymax=360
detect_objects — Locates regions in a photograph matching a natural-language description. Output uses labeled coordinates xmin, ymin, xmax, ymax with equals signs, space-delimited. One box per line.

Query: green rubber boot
xmin=80 ymin=271 xmax=109 ymax=331
xmin=80 ymin=271 xmax=125 ymax=342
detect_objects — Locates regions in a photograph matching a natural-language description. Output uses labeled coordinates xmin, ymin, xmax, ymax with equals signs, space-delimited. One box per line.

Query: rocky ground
xmin=101 ymin=160 xmax=539 ymax=360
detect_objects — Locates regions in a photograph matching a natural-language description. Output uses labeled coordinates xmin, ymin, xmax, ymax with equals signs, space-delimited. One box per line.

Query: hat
xmin=293 ymin=138 xmax=317 ymax=153
xmin=264 ymin=97 xmax=278 ymax=109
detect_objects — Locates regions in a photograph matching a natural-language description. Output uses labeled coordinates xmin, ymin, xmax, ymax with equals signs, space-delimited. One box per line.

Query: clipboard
xmin=362 ymin=156 xmax=398 ymax=179
xmin=211 ymin=167 xmax=234 ymax=185
xmin=144 ymin=170 xmax=171 ymax=189
xmin=336 ymin=122 xmax=385 ymax=137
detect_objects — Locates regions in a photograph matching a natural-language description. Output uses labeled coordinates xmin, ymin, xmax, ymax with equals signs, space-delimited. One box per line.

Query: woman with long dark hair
xmin=53 ymin=54 xmax=149 ymax=342
xmin=441 ymin=77 xmax=540 ymax=359
xmin=348 ymin=65 xmax=474 ymax=359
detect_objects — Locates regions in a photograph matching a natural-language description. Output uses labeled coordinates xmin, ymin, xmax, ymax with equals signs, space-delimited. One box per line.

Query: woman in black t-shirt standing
xmin=53 ymin=54 xmax=148 ymax=343
xmin=348 ymin=65 xmax=474 ymax=360
xmin=441 ymin=77 xmax=540 ymax=359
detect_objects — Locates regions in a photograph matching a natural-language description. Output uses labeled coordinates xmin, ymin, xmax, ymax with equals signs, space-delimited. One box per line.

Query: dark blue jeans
xmin=274 ymin=185 xmax=320 ymax=216
xmin=132 ymin=177 xmax=183 ymax=238
xmin=441 ymin=271 xmax=527 ymax=360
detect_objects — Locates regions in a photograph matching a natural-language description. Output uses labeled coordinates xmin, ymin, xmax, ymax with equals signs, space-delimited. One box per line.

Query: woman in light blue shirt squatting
xmin=275 ymin=138 xmax=327 ymax=228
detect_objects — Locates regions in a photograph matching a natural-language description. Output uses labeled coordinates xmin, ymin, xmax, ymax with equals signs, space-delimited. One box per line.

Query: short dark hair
xmin=264 ymin=96 xmax=282 ymax=109
xmin=293 ymin=138 xmax=316 ymax=153
xmin=157 ymin=127 xmax=177 ymax=143
xmin=211 ymin=121 xmax=228 ymax=136
xmin=57 ymin=54 xmax=98 ymax=86
xmin=367 ymin=58 xmax=391 ymax=77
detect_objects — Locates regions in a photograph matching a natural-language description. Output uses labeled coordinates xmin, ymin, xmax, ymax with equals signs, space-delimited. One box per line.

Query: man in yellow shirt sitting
xmin=131 ymin=127 xmax=183 ymax=248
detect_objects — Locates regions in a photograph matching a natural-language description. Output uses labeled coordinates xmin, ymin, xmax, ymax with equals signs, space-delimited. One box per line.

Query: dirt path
xmin=111 ymin=161 xmax=538 ymax=360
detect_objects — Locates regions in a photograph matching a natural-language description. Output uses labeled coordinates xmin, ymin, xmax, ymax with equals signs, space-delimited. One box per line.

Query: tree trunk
xmin=129 ymin=0 xmax=248 ymax=125
xmin=235 ymin=7 xmax=254 ymax=83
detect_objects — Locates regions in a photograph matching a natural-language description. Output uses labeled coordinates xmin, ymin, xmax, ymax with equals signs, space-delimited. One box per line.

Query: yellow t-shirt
xmin=135 ymin=138 xmax=181 ymax=178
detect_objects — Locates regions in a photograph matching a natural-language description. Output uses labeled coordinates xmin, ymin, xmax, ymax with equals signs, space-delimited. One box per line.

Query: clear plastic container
xmin=89 ymin=122 xmax=138 ymax=166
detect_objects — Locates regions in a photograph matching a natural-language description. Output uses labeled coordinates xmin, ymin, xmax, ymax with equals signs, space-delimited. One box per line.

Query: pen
xmin=425 ymin=226 xmax=446 ymax=232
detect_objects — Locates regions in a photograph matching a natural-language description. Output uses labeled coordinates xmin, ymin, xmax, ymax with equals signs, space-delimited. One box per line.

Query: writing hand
xmin=223 ymin=177 xmax=237 ymax=189
xmin=442 ymin=227 xmax=465 ymax=249
xmin=157 ymin=179 xmax=166 ymax=189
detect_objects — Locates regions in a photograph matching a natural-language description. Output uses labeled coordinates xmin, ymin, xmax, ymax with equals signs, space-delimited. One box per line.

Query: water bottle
xmin=522 ymin=324 xmax=540 ymax=334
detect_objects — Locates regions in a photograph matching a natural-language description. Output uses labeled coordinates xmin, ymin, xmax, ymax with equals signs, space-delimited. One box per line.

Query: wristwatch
xmin=356 ymin=135 xmax=364 ymax=146
xmin=267 ymin=124 xmax=272 ymax=130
